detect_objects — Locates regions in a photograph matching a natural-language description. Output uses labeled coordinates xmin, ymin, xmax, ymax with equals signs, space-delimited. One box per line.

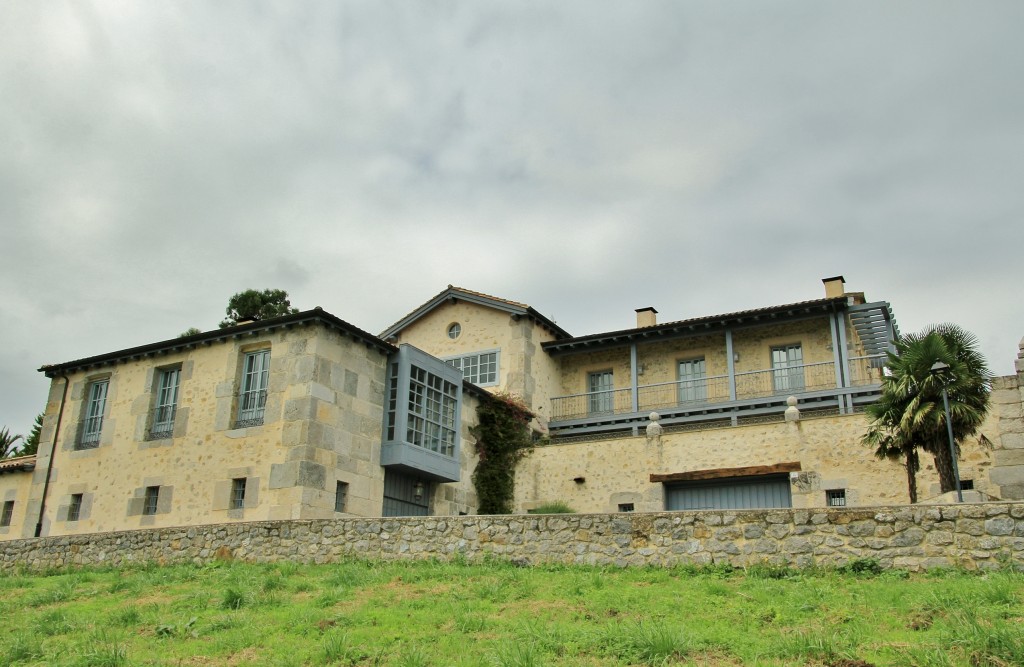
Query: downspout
xmin=35 ymin=374 xmax=70 ymax=538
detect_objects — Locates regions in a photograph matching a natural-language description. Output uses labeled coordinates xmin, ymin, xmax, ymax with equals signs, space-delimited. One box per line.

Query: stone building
xmin=1 ymin=275 xmax=1019 ymax=541
xmin=0 ymin=309 xmax=485 ymax=540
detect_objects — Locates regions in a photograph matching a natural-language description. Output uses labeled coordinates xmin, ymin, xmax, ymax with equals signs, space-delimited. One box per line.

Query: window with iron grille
xmin=235 ymin=350 xmax=269 ymax=428
xmin=149 ymin=368 xmax=180 ymax=439
xmin=230 ymin=478 xmax=246 ymax=510
xmin=445 ymin=351 xmax=499 ymax=386
xmin=826 ymin=489 xmax=846 ymax=507
xmin=618 ymin=503 xmax=635 ymax=513
xmin=406 ymin=365 xmax=458 ymax=456
xmin=960 ymin=479 xmax=974 ymax=491
xmin=79 ymin=380 xmax=109 ymax=448
xmin=335 ymin=481 xmax=349 ymax=513
xmin=67 ymin=494 xmax=84 ymax=521
xmin=0 ymin=501 xmax=13 ymax=527
xmin=143 ymin=486 xmax=160 ymax=515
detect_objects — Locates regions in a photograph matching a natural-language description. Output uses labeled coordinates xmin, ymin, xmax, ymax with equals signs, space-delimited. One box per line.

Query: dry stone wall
xmin=2 ymin=503 xmax=1023 ymax=572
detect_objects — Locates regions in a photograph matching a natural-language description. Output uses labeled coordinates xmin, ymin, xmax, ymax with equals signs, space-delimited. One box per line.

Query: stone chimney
xmin=822 ymin=275 xmax=846 ymax=299
xmin=636 ymin=307 xmax=658 ymax=328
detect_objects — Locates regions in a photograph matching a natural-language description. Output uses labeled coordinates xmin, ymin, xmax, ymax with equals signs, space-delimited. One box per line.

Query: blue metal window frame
xmin=149 ymin=367 xmax=180 ymax=439
xmin=80 ymin=380 xmax=109 ymax=448
xmin=0 ymin=501 xmax=13 ymax=527
xmin=771 ymin=344 xmax=805 ymax=393
xmin=677 ymin=358 xmax=708 ymax=404
xmin=236 ymin=350 xmax=269 ymax=428
xmin=143 ymin=486 xmax=160 ymax=515
xmin=445 ymin=349 xmax=499 ymax=386
xmin=230 ymin=478 xmax=246 ymax=509
xmin=826 ymin=489 xmax=846 ymax=507
xmin=381 ymin=345 xmax=463 ymax=482
xmin=588 ymin=371 xmax=614 ymax=414
xmin=67 ymin=494 xmax=83 ymax=521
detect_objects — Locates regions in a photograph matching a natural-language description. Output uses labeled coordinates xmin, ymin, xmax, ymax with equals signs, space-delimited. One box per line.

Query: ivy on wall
xmin=472 ymin=393 xmax=534 ymax=514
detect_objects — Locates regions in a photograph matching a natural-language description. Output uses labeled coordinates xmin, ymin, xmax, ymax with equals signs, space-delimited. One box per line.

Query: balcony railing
xmin=77 ymin=417 xmax=102 ymax=449
xmin=733 ymin=361 xmax=838 ymax=400
xmin=848 ymin=354 xmax=887 ymax=387
xmin=233 ymin=389 xmax=267 ymax=429
xmin=638 ymin=375 xmax=731 ymax=413
xmin=547 ymin=387 xmax=633 ymax=422
xmin=146 ymin=405 xmax=177 ymax=440
xmin=550 ymin=357 xmax=886 ymax=424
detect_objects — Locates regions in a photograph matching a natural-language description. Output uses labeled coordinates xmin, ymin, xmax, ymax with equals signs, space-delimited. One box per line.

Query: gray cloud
xmin=1 ymin=1 xmax=1022 ymax=436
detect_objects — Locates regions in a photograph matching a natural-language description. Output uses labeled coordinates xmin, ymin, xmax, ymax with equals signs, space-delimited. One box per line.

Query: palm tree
xmin=863 ymin=324 xmax=991 ymax=501
xmin=0 ymin=427 xmax=24 ymax=459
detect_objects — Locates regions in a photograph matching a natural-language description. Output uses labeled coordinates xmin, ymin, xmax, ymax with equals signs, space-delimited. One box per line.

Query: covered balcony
xmin=542 ymin=299 xmax=897 ymax=438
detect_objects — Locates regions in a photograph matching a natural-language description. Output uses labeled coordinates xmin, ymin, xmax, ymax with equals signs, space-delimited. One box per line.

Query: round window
xmin=447 ymin=323 xmax=462 ymax=339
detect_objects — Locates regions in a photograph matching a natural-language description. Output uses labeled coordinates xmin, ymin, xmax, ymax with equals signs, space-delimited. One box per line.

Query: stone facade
xmin=0 ymin=458 xmax=34 ymax=539
xmin=2 ymin=503 xmax=1021 ymax=572
xmin=516 ymin=411 xmax=998 ymax=514
xmin=4 ymin=280 xmax=1021 ymax=549
xmin=2 ymin=313 xmax=484 ymax=541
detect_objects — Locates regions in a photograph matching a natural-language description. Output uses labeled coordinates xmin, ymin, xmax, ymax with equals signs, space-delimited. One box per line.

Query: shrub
xmin=839 ymin=558 xmax=883 ymax=576
xmin=472 ymin=393 xmax=534 ymax=514
xmin=531 ymin=501 xmax=575 ymax=514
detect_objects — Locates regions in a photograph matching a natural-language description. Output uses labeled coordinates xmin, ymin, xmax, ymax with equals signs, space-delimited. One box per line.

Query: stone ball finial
xmin=646 ymin=412 xmax=663 ymax=443
xmin=785 ymin=396 xmax=801 ymax=422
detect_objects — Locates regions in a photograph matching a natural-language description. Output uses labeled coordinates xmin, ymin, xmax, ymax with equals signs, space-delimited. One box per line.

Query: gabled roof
xmin=39 ymin=308 xmax=397 ymax=378
xmin=0 ymin=455 xmax=35 ymax=474
xmin=542 ymin=296 xmax=855 ymax=355
xmin=379 ymin=286 xmax=571 ymax=340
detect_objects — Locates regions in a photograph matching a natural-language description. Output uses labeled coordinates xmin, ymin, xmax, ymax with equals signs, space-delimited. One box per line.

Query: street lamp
xmin=930 ymin=361 xmax=963 ymax=503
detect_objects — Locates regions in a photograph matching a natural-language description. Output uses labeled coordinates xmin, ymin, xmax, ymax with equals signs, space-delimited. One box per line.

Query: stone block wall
xmin=2 ymin=503 xmax=1021 ymax=572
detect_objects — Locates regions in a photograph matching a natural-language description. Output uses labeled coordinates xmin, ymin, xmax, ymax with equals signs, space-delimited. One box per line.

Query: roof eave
xmin=380 ymin=287 xmax=571 ymax=341
xmin=39 ymin=308 xmax=397 ymax=378
xmin=541 ymin=297 xmax=849 ymax=354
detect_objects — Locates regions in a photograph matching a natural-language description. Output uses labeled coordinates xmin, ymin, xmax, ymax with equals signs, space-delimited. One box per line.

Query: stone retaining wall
xmin=2 ymin=503 xmax=1023 ymax=572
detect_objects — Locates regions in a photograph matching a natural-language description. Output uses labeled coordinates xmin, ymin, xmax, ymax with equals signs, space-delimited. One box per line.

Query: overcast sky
xmin=2 ymin=1 xmax=1022 ymax=437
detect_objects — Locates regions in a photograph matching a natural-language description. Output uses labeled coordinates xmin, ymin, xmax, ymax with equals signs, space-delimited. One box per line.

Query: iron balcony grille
xmin=146 ymin=405 xmax=177 ymax=440
xmin=234 ymin=390 xmax=267 ymax=429
xmin=78 ymin=417 xmax=103 ymax=449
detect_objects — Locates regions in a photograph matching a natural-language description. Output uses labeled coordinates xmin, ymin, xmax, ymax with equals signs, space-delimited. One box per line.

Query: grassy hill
xmin=0 ymin=558 xmax=1021 ymax=666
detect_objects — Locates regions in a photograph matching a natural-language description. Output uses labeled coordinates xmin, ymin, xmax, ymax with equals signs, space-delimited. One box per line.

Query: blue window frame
xmin=79 ymin=380 xmax=108 ymax=448
xmin=236 ymin=350 xmax=270 ymax=428
xmin=772 ymin=344 xmax=805 ymax=393
xmin=143 ymin=486 xmax=160 ymax=515
xmin=149 ymin=367 xmax=180 ymax=439
xmin=588 ymin=371 xmax=614 ymax=414
xmin=678 ymin=358 xmax=707 ymax=404
xmin=446 ymin=350 xmax=499 ymax=386
xmin=230 ymin=478 xmax=246 ymax=510
xmin=381 ymin=345 xmax=464 ymax=483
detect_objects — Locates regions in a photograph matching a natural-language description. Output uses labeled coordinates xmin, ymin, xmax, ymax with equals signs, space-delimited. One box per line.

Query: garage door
xmin=665 ymin=474 xmax=792 ymax=511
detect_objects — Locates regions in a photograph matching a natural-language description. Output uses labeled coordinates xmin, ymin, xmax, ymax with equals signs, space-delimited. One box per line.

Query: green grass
xmin=0 ymin=559 xmax=1020 ymax=665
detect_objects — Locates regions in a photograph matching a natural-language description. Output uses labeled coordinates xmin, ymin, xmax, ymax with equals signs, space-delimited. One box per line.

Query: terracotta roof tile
xmin=0 ymin=455 xmax=36 ymax=472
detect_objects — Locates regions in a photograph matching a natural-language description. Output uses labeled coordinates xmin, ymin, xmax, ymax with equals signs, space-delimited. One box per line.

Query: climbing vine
xmin=471 ymin=393 xmax=534 ymax=514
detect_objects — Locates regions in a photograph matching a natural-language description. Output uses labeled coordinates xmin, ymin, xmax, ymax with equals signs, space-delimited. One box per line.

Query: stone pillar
xmin=988 ymin=336 xmax=1024 ymax=499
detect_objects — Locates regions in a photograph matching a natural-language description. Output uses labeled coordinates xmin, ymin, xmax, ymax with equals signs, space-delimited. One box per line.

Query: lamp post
xmin=930 ymin=361 xmax=963 ymax=503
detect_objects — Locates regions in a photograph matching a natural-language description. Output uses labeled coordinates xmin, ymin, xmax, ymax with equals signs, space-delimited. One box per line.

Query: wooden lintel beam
xmin=649 ymin=461 xmax=802 ymax=484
